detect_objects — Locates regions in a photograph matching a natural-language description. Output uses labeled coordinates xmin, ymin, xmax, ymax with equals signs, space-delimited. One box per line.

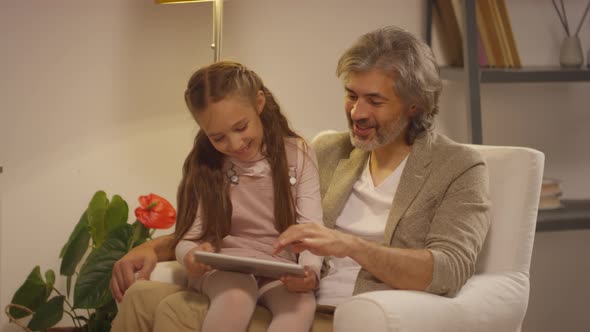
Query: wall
xmin=0 ymin=1 xmax=211 ymax=329
xmin=0 ymin=0 xmax=589 ymax=331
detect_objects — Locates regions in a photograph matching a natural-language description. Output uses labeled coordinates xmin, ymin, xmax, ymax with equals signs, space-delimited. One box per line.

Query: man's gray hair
xmin=336 ymin=26 xmax=443 ymax=144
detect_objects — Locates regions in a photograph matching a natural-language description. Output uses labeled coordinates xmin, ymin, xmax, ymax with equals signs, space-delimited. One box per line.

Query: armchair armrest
xmin=334 ymin=272 xmax=529 ymax=332
xmin=149 ymin=261 xmax=188 ymax=287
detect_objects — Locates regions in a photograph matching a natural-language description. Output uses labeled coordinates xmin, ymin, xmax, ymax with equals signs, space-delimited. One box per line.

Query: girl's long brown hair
xmin=174 ymin=61 xmax=299 ymax=248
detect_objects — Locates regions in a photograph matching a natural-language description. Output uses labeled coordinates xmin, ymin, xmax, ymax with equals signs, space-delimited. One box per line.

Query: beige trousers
xmin=111 ymin=280 xmax=334 ymax=332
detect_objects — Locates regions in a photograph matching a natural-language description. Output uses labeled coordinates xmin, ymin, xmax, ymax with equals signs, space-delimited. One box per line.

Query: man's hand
xmin=273 ymin=223 xmax=357 ymax=258
xmin=110 ymin=245 xmax=158 ymax=302
xmin=184 ymin=242 xmax=214 ymax=278
xmin=280 ymin=266 xmax=318 ymax=293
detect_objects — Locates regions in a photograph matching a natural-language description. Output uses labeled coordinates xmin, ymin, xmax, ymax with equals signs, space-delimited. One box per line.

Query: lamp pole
xmin=156 ymin=0 xmax=223 ymax=62
xmin=212 ymin=0 xmax=223 ymax=62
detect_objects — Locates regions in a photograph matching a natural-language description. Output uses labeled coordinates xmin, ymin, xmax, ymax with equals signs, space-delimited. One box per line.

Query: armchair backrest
xmin=467 ymin=145 xmax=544 ymax=275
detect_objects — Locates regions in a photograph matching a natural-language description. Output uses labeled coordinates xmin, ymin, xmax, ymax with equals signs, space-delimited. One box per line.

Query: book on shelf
xmin=478 ymin=0 xmax=507 ymax=67
xmin=496 ymin=0 xmax=521 ymax=67
xmin=432 ymin=0 xmax=521 ymax=68
xmin=475 ymin=0 xmax=496 ymax=66
xmin=433 ymin=0 xmax=464 ymax=66
xmin=476 ymin=28 xmax=489 ymax=66
xmin=450 ymin=0 xmax=488 ymax=67
xmin=451 ymin=0 xmax=466 ymax=41
xmin=539 ymin=195 xmax=563 ymax=210
xmin=489 ymin=0 xmax=514 ymax=67
xmin=539 ymin=178 xmax=564 ymax=210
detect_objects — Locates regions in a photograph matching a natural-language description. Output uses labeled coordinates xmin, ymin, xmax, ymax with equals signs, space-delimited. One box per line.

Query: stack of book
xmin=433 ymin=0 xmax=521 ymax=68
xmin=539 ymin=178 xmax=564 ymax=210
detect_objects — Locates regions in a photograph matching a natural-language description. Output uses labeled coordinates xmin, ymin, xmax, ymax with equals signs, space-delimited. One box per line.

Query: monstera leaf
xmin=104 ymin=195 xmax=129 ymax=236
xmin=73 ymin=224 xmax=132 ymax=309
xmin=9 ymin=266 xmax=52 ymax=319
xmin=87 ymin=191 xmax=109 ymax=247
xmin=60 ymin=211 xmax=91 ymax=276
xmin=27 ymin=296 xmax=65 ymax=331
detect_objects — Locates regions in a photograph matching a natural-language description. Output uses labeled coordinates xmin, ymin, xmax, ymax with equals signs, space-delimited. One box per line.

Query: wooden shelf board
xmin=536 ymin=199 xmax=590 ymax=232
xmin=440 ymin=66 xmax=590 ymax=83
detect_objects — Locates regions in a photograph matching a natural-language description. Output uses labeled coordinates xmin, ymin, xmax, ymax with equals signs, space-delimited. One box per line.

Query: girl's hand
xmin=280 ymin=265 xmax=318 ymax=293
xmin=184 ymin=242 xmax=214 ymax=277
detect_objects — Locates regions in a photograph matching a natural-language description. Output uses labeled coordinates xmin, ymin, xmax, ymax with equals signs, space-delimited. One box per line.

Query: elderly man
xmin=111 ymin=26 xmax=490 ymax=331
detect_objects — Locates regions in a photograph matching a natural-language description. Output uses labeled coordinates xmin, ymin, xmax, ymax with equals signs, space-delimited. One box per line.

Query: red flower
xmin=134 ymin=194 xmax=176 ymax=229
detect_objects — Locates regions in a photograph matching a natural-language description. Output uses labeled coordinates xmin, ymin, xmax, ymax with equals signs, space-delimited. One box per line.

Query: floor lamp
xmin=156 ymin=0 xmax=224 ymax=62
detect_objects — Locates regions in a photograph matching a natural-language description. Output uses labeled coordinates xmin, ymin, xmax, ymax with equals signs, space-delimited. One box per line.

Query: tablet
xmin=193 ymin=251 xmax=305 ymax=279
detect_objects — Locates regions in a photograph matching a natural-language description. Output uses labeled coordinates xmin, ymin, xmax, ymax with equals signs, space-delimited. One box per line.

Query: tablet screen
xmin=193 ymin=251 xmax=305 ymax=279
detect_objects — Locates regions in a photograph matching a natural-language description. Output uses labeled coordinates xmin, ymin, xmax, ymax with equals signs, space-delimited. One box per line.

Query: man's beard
xmin=348 ymin=114 xmax=408 ymax=151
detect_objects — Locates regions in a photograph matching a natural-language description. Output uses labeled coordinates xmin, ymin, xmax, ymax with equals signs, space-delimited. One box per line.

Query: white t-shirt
xmin=317 ymin=155 xmax=408 ymax=307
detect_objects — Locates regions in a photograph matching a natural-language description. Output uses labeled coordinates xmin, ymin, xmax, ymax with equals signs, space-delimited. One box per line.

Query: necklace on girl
xmin=225 ymin=163 xmax=297 ymax=186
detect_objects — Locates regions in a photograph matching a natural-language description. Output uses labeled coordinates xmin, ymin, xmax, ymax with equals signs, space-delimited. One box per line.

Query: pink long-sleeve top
xmin=176 ymin=137 xmax=324 ymax=278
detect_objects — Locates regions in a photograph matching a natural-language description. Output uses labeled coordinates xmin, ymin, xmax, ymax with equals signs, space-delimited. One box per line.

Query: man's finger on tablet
xmin=272 ymin=243 xmax=285 ymax=254
xmin=287 ymin=242 xmax=308 ymax=253
xmin=274 ymin=233 xmax=304 ymax=253
xmin=275 ymin=226 xmax=305 ymax=248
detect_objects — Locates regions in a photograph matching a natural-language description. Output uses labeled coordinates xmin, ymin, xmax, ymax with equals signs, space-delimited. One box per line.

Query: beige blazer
xmin=313 ymin=131 xmax=491 ymax=297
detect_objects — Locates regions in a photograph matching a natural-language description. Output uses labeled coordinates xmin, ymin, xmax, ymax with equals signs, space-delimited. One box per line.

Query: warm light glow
xmin=155 ymin=0 xmax=212 ymax=4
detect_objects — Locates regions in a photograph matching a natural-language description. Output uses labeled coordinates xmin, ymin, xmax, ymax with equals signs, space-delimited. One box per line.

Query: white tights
xmin=194 ymin=270 xmax=316 ymax=332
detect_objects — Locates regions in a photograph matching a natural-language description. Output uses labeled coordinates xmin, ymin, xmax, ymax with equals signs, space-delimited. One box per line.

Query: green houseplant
xmin=5 ymin=191 xmax=176 ymax=332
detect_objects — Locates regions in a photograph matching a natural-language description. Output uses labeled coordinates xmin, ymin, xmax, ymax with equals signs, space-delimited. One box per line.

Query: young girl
xmin=174 ymin=61 xmax=323 ymax=332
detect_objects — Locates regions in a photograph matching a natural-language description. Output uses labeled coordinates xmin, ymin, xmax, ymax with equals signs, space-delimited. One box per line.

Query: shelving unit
xmin=425 ymin=0 xmax=590 ymax=144
xmin=426 ymin=0 xmax=590 ymax=232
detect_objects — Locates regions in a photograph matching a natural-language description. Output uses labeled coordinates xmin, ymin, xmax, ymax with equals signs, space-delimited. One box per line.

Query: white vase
xmin=559 ymin=35 xmax=584 ymax=68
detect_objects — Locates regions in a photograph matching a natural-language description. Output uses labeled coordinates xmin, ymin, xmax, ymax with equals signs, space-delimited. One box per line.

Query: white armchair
xmin=150 ymin=144 xmax=544 ymax=332
xmin=333 ymin=144 xmax=544 ymax=332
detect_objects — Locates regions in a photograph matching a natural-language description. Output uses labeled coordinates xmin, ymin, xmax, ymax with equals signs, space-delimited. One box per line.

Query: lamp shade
xmin=155 ymin=0 xmax=212 ymax=4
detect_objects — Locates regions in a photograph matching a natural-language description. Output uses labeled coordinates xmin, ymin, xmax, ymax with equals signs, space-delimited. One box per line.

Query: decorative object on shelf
xmin=552 ymin=0 xmax=590 ymax=67
xmin=155 ymin=0 xmax=224 ymax=62
xmin=560 ymin=35 xmax=584 ymax=67
xmin=5 ymin=191 xmax=176 ymax=332
xmin=539 ymin=178 xmax=564 ymax=210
